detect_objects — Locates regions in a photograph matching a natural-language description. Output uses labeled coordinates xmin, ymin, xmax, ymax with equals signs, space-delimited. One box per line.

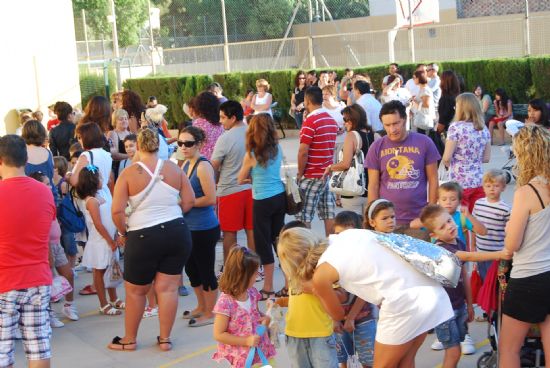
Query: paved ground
xmin=13 ymin=135 xmax=515 ymax=367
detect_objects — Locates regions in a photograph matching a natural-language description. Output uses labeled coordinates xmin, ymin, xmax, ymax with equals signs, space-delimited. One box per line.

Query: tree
xmin=73 ymin=0 xmax=149 ymax=47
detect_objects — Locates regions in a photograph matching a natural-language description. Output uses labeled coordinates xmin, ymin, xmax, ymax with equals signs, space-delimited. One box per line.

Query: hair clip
xmin=86 ymin=164 xmax=98 ymax=173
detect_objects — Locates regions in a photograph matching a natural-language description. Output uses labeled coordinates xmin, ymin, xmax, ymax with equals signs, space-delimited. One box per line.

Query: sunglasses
xmin=177 ymin=140 xmax=196 ymax=148
xmin=298 ymin=77 xmax=306 ymax=80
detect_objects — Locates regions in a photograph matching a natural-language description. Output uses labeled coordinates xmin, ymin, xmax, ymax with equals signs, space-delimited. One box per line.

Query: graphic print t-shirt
xmin=366 ymin=132 xmax=440 ymax=223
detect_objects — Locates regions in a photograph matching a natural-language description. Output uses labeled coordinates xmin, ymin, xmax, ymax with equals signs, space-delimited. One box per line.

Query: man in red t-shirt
xmin=0 ymin=135 xmax=55 ymax=368
xmin=296 ymin=86 xmax=338 ymax=235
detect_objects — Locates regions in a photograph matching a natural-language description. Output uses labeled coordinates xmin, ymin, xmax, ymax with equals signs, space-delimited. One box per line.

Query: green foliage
xmin=528 ymin=57 xmax=550 ymax=101
xmin=79 ymin=67 xmax=116 ymax=108
xmin=245 ymin=1 xmax=294 ymax=38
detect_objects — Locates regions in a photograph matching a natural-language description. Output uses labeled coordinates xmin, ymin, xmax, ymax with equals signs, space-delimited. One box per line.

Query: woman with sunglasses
xmin=323 ymin=104 xmax=378 ymax=215
xmin=178 ymin=126 xmax=220 ymax=327
xmin=291 ymin=70 xmax=307 ymax=129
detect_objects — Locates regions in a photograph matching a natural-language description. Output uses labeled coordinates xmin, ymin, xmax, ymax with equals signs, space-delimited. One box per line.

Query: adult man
xmin=382 ymin=63 xmax=405 ymax=88
xmin=211 ymin=101 xmax=254 ymax=262
xmin=297 ymin=86 xmax=338 ymax=235
xmin=405 ymin=63 xmax=429 ymax=98
xmin=354 ymin=80 xmax=383 ymax=132
xmin=0 ymin=135 xmax=55 ymax=368
xmin=48 ymin=101 xmax=75 ymax=160
xmin=207 ymin=82 xmax=228 ymax=104
xmin=366 ymin=101 xmax=440 ymax=239
xmin=427 ymin=63 xmax=441 ymax=107
xmin=306 ymin=70 xmax=318 ymax=87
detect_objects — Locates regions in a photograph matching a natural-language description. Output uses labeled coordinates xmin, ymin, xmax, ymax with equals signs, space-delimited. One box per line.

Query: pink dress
xmin=212 ymin=288 xmax=276 ymax=367
xmin=193 ymin=117 xmax=225 ymax=160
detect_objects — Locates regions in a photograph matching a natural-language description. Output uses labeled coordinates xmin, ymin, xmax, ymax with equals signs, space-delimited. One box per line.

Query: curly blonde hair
xmin=277 ymin=228 xmax=328 ymax=294
xmin=137 ymin=128 xmax=159 ymax=153
xmin=512 ymin=125 xmax=550 ymax=186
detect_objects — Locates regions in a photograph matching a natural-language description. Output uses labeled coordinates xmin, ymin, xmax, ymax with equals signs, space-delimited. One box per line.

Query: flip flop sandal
xmin=109 ymin=299 xmax=126 ymax=310
xmin=157 ymin=336 xmax=172 ymax=351
xmin=259 ymin=289 xmax=275 ymax=301
xmin=108 ymin=336 xmax=136 ymax=351
xmin=188 ymin=317 xmax=214 ymax=327
xmin=79 ymin=285 xmax=97 ymax=295
xmin=182 ymin=310 xmax=202 ymax=320
xmin=99 ymin=304 xmax=122 ymax=316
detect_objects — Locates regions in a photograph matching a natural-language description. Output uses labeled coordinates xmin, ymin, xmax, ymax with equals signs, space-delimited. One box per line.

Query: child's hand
xmin=467 ymin=304 xmax=475 ymax=323
xmin=460 ymin=206 xmax=470 ymax=217
xmin=343 ymin=318 xmax=355 ymax=333
xmin=500 ymin=248 xmax=513 ymax=260
xmin=108 ymin=239 xmax=117 ymax=252
xmin=246 ymin=334 xmax=261 ymax=347
xmin=333 ymin=320 xmax=343 ymax=334
xmin=259 ymin=315 xmax=271 ymax=327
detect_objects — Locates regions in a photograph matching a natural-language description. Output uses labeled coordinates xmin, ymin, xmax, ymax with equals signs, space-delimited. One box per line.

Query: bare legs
xmin=92 ymin=268 xmax=117 ymax=309
xmin=222 ymin=230 xmax=255 ymax=262
xmin=373 ymin=332 xmax=427 ymax=368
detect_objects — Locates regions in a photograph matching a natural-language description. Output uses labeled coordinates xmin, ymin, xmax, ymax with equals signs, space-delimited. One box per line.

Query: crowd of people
xmin=1 ymin=63 xmax=550 ymax=368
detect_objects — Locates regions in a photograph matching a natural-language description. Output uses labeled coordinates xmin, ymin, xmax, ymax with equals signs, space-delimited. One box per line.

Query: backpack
xmin=57 ymin=189 xmax=86 ymax=233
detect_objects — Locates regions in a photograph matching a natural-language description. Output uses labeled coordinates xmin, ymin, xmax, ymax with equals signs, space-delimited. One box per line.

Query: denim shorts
xmin=435 ymin=304 xmax=468 ymax=349
xmin=286 ymin=335 xmax=338 ymax=368
xmin=336 ymin=319 xmax=376 ymax=365
xmin=60 ymin=226 xmax=77 ymax=256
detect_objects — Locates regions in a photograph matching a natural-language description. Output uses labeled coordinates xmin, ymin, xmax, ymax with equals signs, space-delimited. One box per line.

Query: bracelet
xmin=117 ymin=231 xmax=127 ymax=238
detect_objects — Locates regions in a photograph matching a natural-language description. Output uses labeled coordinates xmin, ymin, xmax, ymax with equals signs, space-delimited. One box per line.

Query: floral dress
xmin=212 ymin=288 xmax=276 ymax=367
xmin=447 ymin=121 xmax=490 ymax=189
xmin=193 ymin=117 xmax=225 ymax=160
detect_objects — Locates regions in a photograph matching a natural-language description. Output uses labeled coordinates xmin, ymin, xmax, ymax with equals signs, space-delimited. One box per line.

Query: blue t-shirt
xmin=452 ymin=211 xmax=473 ymax=248
xmin=250 ymin=146 xmax=285 ymax=200
xmin=182 ymin=158 xmax=219 ymax=231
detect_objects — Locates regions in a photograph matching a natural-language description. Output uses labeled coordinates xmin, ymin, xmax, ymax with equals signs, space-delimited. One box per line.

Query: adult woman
xmin=251 ymin=79 xmax=273 ymax=116
xmin=278 ymin=228 xmax=454 ymax=368
xmin=411 ymin=70 xmax=436 ymax=134
xmin=80 ymin=96 xmax=112 ymax=152
xmin=473 ymin=85 xmax=492 ymax=117
xmin=108 ymin=128 xmax=194 ymax=351
xmin=381 ymin=75 xmax=411 ymax=105
xmin=192 ymin=91 xmax=224 ymax=160
xmin=526 ymin=98 xmax=550 ymax=129
xmin=179 ymin=126 xmax=220 ymax=327
xmin=108 ymin=109 xmax=130 ymax=180
xmin=122 ymin=90 xmax=146 ymax=134
xmin=322 ymin=85 xmax=346 ymax=130
xmin=143 ymin=104 xmax=171 ymax=160
xmin=442 ymin=93 xmax=491 ymax=212
xmin=323 ymin=104 xmax=376 ymax=215
xmin=435 ymin=70 xmax=461 ymax=154
xmin=23 ymin=120 xmax=57 ymax=200
xmin=290 ymin=71 xmax=307 ymax=129
xmin=488 ymin=88 xmax=513 ymax=145
xmin=237 ymin=114 xmax=286 ymax=300
xmin=499 ymin=126 xmax=550 ymax=368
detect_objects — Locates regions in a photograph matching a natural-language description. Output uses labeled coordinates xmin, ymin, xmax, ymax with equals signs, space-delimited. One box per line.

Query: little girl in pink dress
xmin=212 ymin=246 xmax=276 ymax=367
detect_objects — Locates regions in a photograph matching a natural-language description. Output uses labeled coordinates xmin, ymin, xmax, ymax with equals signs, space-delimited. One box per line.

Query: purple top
xmin=436 ymin=239 xmax=466 ymax=310
xmin=366 ymin=132 xmax=440 ymax=223
xmin=447 ymin=121 xmax=490 ymax=189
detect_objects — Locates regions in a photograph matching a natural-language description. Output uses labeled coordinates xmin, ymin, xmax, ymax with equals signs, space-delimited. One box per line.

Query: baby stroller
xmin=500 ymin=147 xmax=516 ymax=185
xmin=477 ymin=261 xmax=545 ymax=368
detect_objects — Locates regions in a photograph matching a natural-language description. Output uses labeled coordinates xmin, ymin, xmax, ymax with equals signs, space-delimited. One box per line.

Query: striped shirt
xmin=300 ymin=109 xmax=338 ymax=178
xmin=472 ymin=197 xmax=511 ymax=252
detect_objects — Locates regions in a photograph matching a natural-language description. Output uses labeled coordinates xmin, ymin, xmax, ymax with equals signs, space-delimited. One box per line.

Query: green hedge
xmin=122 ymin=57 xmax=550 ymax=129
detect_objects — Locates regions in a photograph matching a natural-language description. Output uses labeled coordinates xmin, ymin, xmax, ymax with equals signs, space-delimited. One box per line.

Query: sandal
xmin=99 ymin=304 xmax=122 ymax=316
xmin=274 ymin=287 xmax=289 ymax=298
xmin=259 ymin=289 xmax=275 ymax=301
xmin=107 ymin=336 xmax=136 ymax=351
xmin=109 ymin=299 xmax=126 ymax=310
xmin=182 ymin=310 xmax=202 ymax=320
xmin=79 ymin=284 xmax=97 ymax=295
xmin=157 ymin=336 xmax=172 ymax=351
xmin=188 ymin=317 xmax=214 ymax=327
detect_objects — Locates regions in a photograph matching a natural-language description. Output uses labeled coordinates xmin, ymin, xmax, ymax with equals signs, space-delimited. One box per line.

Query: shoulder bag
xmin=329 ymin=131 xmax=366 ymax=196
xmin=282 ymin=155 xmax=303 ymax=215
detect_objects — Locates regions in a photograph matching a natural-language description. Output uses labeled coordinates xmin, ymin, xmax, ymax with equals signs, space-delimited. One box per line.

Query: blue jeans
xmin=286 ymin=335 xmax=338 ymax=368
xmin=435 ymin=304 xmax=468 ymax=349
xmin=336 ymin=319 xmax=376 ymax=365
xmin=294 ymin=111 xmax=304 ymax=129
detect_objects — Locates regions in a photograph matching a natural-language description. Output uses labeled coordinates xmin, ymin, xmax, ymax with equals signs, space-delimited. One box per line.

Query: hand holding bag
xmin=244 ymin=325 xmax=272 ymax=368
xmin=329 ymin=131 xmax=366 ymax=197
xmin=282 ymin=155 xmax=303 ymax=215
xmin=103 ymin=249 xmax=124 ymax=289
xmin=438 ymin=161 xmax=450 ymax=184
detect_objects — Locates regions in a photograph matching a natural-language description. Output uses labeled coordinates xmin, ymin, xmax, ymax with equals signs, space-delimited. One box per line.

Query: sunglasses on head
xmin=177 ymin=140 xmax=196 ymax=148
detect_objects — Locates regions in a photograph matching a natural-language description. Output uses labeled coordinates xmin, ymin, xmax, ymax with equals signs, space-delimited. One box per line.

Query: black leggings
xmin=253 ymin=192 xmax=286 ymax=265
xmin=185 ymin=226 xmax=220 ymax=291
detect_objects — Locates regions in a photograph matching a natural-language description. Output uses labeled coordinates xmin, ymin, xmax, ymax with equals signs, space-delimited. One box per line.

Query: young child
xmin=53 ymin=156 xmax=69 ymax=199
xmin=118 ymin=134 xmax=137 ymax=178
xmin=212 ymin=246 xmax=275 ymax=367
xmin=74 ymin=165 xmax=122 ymax=316
xmin=276 ymin=229 xmax=339 ymax=368
xmin=419 ymin=204 xmax=510 ymax=368
xmin=363 ymin=199 xmax=396 ymax=233
xmin=333 ymin=211 xmax=377 ymax=368
xmin=472 ymin=169 xmax=511 ymax=280
xmin=28 ymin=172 xmax=79 ymax=324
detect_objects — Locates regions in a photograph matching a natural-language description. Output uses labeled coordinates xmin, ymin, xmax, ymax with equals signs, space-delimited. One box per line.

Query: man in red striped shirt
xmin=296 ymin=86 xmax=338 ymax=235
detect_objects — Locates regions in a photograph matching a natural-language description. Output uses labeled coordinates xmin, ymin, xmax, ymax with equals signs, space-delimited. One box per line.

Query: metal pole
xmin=525 ymin=0 xmax=531 ymax=56
xmin=408 ymin=0 xmax=415 ymax=63
xmin=148 ymin=0 xmax=156 ymax=75
xmin=109 ymin=0 xmax=122 ymax=91
xmin=82 ymin=9 xmax=91 ymax=73
xmin=272 ymin=0 xmax=301 ymax=69
xmin=220 ymin=0 xmax=231 ymax=72
xmin=307 ymin=0 xmax=315 ymax=69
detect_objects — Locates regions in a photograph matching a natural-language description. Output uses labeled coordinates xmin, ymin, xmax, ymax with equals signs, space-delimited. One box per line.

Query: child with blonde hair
xmin=212 ymin=246 xmax=275 ymax=367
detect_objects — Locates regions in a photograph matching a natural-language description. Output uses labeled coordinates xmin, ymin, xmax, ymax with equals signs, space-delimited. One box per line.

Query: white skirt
xmin=81 ymin=237 xmax=113 ymax=270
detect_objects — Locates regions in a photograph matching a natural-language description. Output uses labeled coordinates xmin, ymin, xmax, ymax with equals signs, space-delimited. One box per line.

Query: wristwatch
xmin=117 ymin=231 xmax=127 ymax=238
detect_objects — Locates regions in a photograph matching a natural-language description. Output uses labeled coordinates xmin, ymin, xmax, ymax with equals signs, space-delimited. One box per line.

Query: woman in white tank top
xmin=108 ymin=128 xmax=195 ymax=352
xmin=251 ymin=78 xmax=273 ymax=116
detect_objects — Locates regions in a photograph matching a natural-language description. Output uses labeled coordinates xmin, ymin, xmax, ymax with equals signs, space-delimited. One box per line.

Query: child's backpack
xmin=57 ymin=189 xmax=86 ymax=233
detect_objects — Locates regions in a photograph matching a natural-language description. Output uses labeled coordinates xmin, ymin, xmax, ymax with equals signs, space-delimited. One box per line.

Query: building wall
xmin=456 ymin=0 xmax=550 ymax=18
xmin=0 ymin=0 xmax=81 ymax=135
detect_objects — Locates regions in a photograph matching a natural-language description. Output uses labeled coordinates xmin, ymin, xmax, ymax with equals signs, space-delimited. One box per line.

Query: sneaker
xmin=461 ymin=334 xmax=476 ymax=355
xmin=178 ymin=286 xmax=189 ymax=296
xmin=62 ymin=303 xmax=79 ymax=321
xmin=143 ymin=306 xmax=159 ymax=318
xmin=49 ymin=310 xmax=65 ymax=328
xmin=430 ymin=338 xmax=444 ymax=351
xmin=73 ymin=264 xmax=86 ymax=272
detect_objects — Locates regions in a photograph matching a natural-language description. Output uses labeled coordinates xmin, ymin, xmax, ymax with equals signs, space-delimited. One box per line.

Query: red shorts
xmin=218 ymin=189 xmax=254 ymax=232
xmin=462 ymin=186 xmax=485 ymax=213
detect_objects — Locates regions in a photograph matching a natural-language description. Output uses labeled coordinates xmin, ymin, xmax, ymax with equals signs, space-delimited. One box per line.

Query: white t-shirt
xmin=405 ymin=79 xmax=420 ymax=98
xmin=318 ymin=229 xmax=453 ymax=345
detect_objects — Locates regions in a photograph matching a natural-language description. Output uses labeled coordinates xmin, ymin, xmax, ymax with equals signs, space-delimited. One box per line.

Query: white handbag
xmin=329 ymin=131 xmax=366 ymax=197
xmin=413 ymin=107 xmax=435 ymax=130
xmin=438 ymin=161 xmax=450 ymax=184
